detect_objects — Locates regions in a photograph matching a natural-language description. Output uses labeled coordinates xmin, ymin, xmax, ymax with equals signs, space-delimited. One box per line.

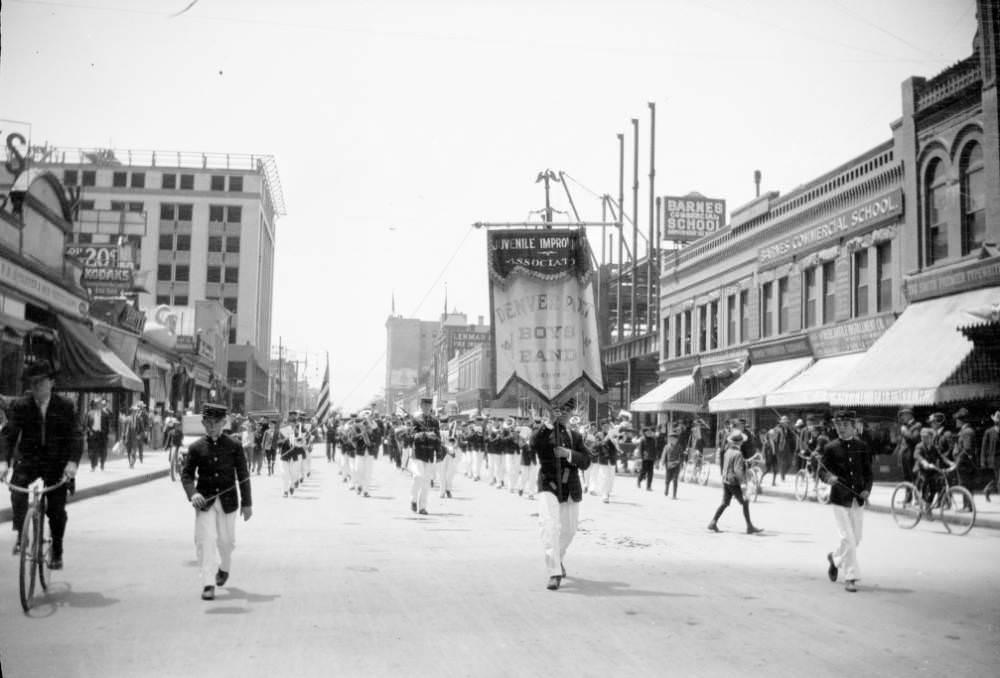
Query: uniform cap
xmin=202 ymin=403 xmax=228 ymax=419
xmin=726 ymin=431 xmax=747 ymax=444
xmin=22 ymin=359 xmax=56 ymax=382
xmin=952 ymin=407 xmax=970 ymax=420
xmin=420 ymin=397 xmax=433 ymax=405
xmin=831 ymin=410 xmax=856 ymax=422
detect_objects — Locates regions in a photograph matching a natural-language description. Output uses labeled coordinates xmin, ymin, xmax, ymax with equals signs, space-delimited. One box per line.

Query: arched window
xmin=961 ymin=142 xmax=985 ymax=255
xmin=925 ymin=159 xmax=949 ymax=265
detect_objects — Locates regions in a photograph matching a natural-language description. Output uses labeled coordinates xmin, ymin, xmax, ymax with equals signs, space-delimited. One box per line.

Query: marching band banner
xmin=488 ymin=229 xmax=604 ymax=404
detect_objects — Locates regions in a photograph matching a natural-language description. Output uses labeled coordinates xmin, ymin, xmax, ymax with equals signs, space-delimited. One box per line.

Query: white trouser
xmin=292 ymin=458 xmax=303 ymax=485
xmin=520 ymin=462 xmax=538 ymax=495
xmin=831 ymin=500 xmax=864 ymax=581
xmin=438 ymin=453 xmax=457 ymax=492
xmin=472 ymin=451 xmax=485 ymax=479
xmin=537 ymin=492 xmax=580 ymax=577
xmin=488 ymin=454 xmax=503 ymax=484
xmin=302 ymin=447 xmax=312 ymax=476
xmin=504 ymin=455 xmax=519 ymax=489
xmin=401 ymin=447 xmax=412 ymax=472
xmin=597 ymin=463 xmax=616 ymax=498
xmin=348 ymin=455 xmax=360 ymax=485
xmin=194 ymin=501 xmax=237 ymax=587
xmin=410 ymin=459 xmax=435 ymax=510
xmin=580 ymin=468 xmax=591 ymax=492
xmin=356 ymin=454 xmax=373 ymax=493
xmin=281 ymin=459 xmax=294 ymax=493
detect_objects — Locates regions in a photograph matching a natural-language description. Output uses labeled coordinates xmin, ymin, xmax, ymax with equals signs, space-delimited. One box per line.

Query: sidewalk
xmin=0 ymin=447 xmax=170 ymax=523
xmin=657 ymin=465 xmax=1000 ymax=530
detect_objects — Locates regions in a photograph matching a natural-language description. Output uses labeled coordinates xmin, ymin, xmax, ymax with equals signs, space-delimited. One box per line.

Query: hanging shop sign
xmin=65 ymin=244 xmax=135 ymax=297
xmin=488 ymin=229 xmax=604 ymax=404
xmin=758 ymin=189 xmax=903 ymax=265
xmin=660 ymin=194 xmax=726 ymax=242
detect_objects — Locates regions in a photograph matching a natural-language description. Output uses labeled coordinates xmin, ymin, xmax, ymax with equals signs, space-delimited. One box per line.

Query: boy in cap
xmin=819 ymin=410 xmax=872 ymax=593
xmin=658 ymin=423 xmax=683 ymax=499
xmin=0 ymin=360 xmax=82 ymax=569
xmin=707 ymin=430 xmax=763 ymax=535
xmin=181 ymin=403 xmax=253 ymax=600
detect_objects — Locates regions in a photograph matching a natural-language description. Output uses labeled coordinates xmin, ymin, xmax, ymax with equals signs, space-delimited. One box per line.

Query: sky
xmin=0 ymin=0 xmax=980 ymax=409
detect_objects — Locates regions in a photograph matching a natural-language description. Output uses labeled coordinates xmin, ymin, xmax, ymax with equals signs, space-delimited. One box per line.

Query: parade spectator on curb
xmin=950 ymin=408 xmax=976 ymax=510
xmin=85 ymin=398 xmax=110 ymax=471
xmin=707 ymin=430 xmax=763 ymax=535
xmin=658 ymin=423 xmax=683 ymax=499
xmin=981 ymin=410 xmax=1000 ymax=497
xmin=637 ymin=426 xmax=658 ymax=491
xmin=819 ymin=410 xmax=873 ymax=593
xmin=775 ymin=415 xmax=797 ymax=482
xmin=594 ymin=425 xmax=618 ymax=503
xmin=895 ymin=408 xmax=922 ymax=499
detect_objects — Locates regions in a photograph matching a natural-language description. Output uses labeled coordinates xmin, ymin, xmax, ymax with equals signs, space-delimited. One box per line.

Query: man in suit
xmin=819 ymin=410 xmax=873 ymax=593
xmin=85 ymin=398 xmax=111 ymax=471
xmin=981 ymin=410 xmax=1000 ymax=499
xmin=181 ymin=403 xmax=252 ymax=601
xmin=531 ymin=397 xmax=591 ymax=591
xmin=0 ymin=360 xmax=83 ymax=570
xmin=409 ymin=398 xmax=440 ymax=515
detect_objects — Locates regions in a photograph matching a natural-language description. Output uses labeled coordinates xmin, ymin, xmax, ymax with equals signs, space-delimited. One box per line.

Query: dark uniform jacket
xmin=411 ymin=413 xmax=441 ymax=463
xmin=0 ymin=394 xmax=83 ymax=472
xmin=181 ymin=434 xmax=252 ymax=513
xmin=819 ymin=436 xmax=873 ymax=508
xmin=531 ymin=422 xmax=591 ymax=503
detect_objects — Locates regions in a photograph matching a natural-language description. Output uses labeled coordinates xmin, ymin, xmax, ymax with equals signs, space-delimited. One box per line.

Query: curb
xmin=0 ymin=468 xmax=169 ymax=524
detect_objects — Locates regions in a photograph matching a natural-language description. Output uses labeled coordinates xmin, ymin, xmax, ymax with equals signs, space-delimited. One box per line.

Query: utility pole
xmin=647 ymin=102 xmax=656 ymax=336
xmin=617 ymin=133 xmax=624 ymax=344
xmin=631 ymin=118 xmax=639 ymax=339
xmin=536 ymin=169 xmax=558 ymax=227
xmin=277 ymin=337 xmax=284 ymax=418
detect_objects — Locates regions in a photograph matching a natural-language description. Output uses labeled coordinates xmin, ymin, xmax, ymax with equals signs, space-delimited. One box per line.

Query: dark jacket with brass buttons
xmin=532 ymin=423 xmax=591 ymax=503
xmin=181 ymin=434 xmax=252 ymax=513
xmin=819 ymin=436 xmax=873 ymax=508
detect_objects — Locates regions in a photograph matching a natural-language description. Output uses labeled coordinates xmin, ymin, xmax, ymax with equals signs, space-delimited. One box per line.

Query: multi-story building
xmin=638 ymin=6 xmax=999 ymax=479
xmin=28 ymin=146 xmax=285 ymax=412
xmin=385 ymin=315 xmax=441 ymax=413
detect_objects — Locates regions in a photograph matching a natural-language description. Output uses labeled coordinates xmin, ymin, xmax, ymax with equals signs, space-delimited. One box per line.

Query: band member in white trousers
xmin=409 ymin=398 xmax=441 ymax=515
xmin=438 ymin=444 xmax=458 ymax=498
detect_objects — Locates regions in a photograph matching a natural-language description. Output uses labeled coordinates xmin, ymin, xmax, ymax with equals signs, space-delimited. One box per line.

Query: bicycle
xmin=793 ymin=453 xmax=831 ymax=504
xmin=4 ymin=476 xmax=69 ymax=612
xmin=890 ymin=465 xmax=976 ymax=535
xmin=168 ymin=446 xmax=186 ymax=482
xmin=682 ymin=449 xmax=711 ymax=485
xmin=742 ymin=452 xmax=765 ymax=502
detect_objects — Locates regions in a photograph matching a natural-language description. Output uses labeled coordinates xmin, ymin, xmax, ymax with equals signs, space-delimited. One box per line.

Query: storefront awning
xmin=830 ymin=286 xmax=1000 ymax=406
xmin=708 ymin=356 xmax=812 ymax=412
xmin=630 ymin=375 xmax=694 ymax=412
xmin=766 ymin=353 xmax=866 ymax=407
xmin=55 ymin=317 xmax=144 ymax=392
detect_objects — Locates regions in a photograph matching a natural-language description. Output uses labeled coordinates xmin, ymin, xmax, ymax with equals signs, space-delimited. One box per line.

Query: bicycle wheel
xmin=37 ymin=505 xmax=51 ymax=592
xmin=793 ymin=470 xmax=809 ymax=501
xmin=698 ymin=463 xmax=710 ymax=486
xmin=749 ymin=468 xmax=762 ymax=502
xmin=939 ymin=486 xmax=976 ymax=536
xmin=890 ymin=482 xmax=921 ymax=529
xmin=19 ymin=507 xmax=39 ymax=612
xmin=816 ymin=479 xmax=832 ymax=505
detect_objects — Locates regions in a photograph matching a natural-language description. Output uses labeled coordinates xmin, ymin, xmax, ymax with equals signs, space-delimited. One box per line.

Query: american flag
xmin=315 ymin=353 xmax=331 ymax=424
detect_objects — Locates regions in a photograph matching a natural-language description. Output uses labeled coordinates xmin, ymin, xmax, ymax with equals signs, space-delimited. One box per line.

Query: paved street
xmin=1 ymin=447 xmax=998 ymax=678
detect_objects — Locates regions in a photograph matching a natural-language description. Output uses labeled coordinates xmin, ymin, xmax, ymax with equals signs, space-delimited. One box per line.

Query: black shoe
xmin=844 ymin=579 xmax=857 ymax=593
xmin=49 ymin=557 xmax=63 ymax=570
xmin=561 ymin=564 xmax=566 ymax=578
xmin=707 ymin=522 xmax=720 ymax=533
xmin=445 ymin=490 xmax=451 ymax=498
xmin=747 ymin=526 xmax=763 ymax=535
xmin=202 ymin=585 xmax=215 ymax=600
xmin=363 ymin=491 xmax=370 ymax=498
xmin=12 ymin=539 xmax=20 ymax=556
xmin=418 ymin=508 xmax=428 ymax=515
xmin=827 ymin=552 xmax=838 ymax=582
xmin=410 ymin=501 xmax=417 ymax=513
xmin=546 ymin=576 xmax=561 ymax=591
xmin=215 ymin=569 xmax=229 ymax=586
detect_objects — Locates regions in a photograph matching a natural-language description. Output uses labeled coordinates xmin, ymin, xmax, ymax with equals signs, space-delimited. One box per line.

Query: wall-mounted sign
xmin=448 ymin=329 xmax=489 ymax=354
xmin=0 ymin=254 xmax=88 ymax=317
xmin=759 ymin=189 xmax=903 ymax=265
xmin=904 ymin=256 xmax=1000 ymax=303
xmin=65 ymin=244 xmax=134 ymax=296
xmin=748 ymin=335 xmax=812 ymax=364
xmin=660 ymin=194 xmax=726 ymax=242
xmin=809 ymin=313 xmax=895 ymax=358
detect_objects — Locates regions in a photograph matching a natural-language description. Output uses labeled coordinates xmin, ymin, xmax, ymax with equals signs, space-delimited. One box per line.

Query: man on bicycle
xmin=0 ymin=360 xmax=82 ymax=570
xmin=914 ymin=427 xmax=949 ymax=509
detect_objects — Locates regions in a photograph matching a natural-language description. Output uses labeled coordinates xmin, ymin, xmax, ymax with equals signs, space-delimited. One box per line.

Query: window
xmin=211 ymin=175 xmax=225 ymax=191
xmin=226 ymin=206 xmax=242 ymax=223
xmin=726 ymin=294 xmax=737 ymax=345
xmin=79 ymin=200 xmax=95 ymax=210
xmin=207 ymin=266 xmax=221 ymax=283
xmin=158 ymin=264 xmax=172 ymax=281
xmin=177 ymin=204 xmax=193 ymax=221
xmin=961 ymin=143 xmax=985 ymax=255
xmin=739 ymin=290 xmax=750 ymax=342
xmin=674 ymin=312 xmax=682 ymax=358
xmin=174 ymin=265 xmax=189 ymax=282
xmin=224 ymin=267 xmax=239 ymax=283
xmin=223 ymin=297 xmax=238 ymax=313
xmin=131 ymin=172 xmax=145 ymax=188
xmin=229 ymin=327 xmax=237 ymax=344
xmin=127 ymin=202 xmax=143 ymax=213
xmin=156 ymin=294 xmax=170 ymax=305
xmin=179 ymin=174 xmax=194 ymax=190
xmin=803 ymin=268 xmax=818 ymax=328
xmin=174 ymin=295 xmax=188 ymax=306
xmin=683 ymin=309 xmax=692 ymax=355
xmin=228 ymin=361 xmax=247 ymax=381
xmin=709 ymin=300 xmax=719 ymax=350
xmin=926 ymin=159 xmax=949 ymax=265
xmin=822 ymin=262 xmax=836 ymax=324
xmin=876 ymin=243 xmax=892 ymax=312
xmin=761 ymin=282 xmax=774 ymax=338
xmin=208 ymin=236 xmax=222 ymax=253
xmin=777 ymin=277 xmax=789 ymax=334
xmin=77 ymin=232 xmax=92 ymax=244
xmin=160 ymin=204 xmax=175 ymax=220
xmin=112 ymin=171 xmax=127 ymax=187
xmin=110 ymin=201 xmax=125 ymax=211
xmin=125 ymin=234 xmax=141 ymax=250
xmin=698 ymin=304 xmax=707 ymax=352
xmin=229 ymin=176 xmax=243 ymax=192
xmin=158 ymin=233 xmax=173 ymax=250
xmin=175 ymin=234 xmax=191 ymax=251
xmin=63 ymin=170 xmax=78 ymax=186
xmin=226 ymin=236 xmax=240 ymax=253
xmin=662 ymin=317 xmax=670 ymax=358
xmin=82 ymin=170 xmax=96 ymax=187
xmin=209 ymin=205 xmax=224 ymax=222
xmin=853 ymin=250 xmax=869 ymax=317
xmin=162 ymin=173 xmax=176 ymax=189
